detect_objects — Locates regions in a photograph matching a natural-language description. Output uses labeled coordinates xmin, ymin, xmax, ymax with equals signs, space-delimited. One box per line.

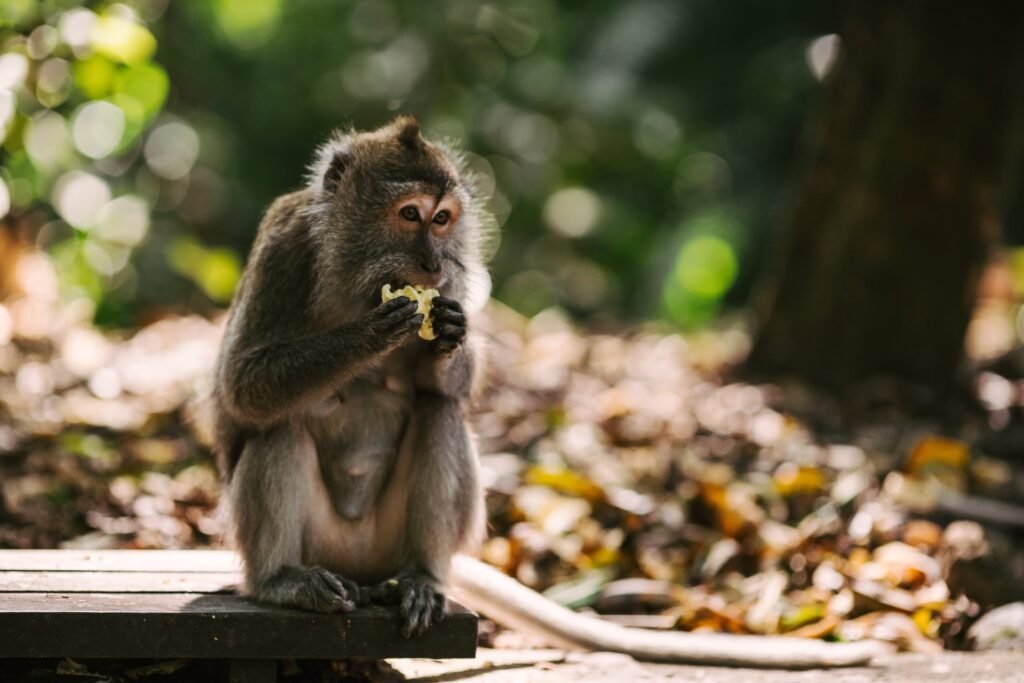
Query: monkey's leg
xmin=373 ymin=391 xmax=483 ymax=637
xmin=231 ymin=423 xmax=365 ymax=612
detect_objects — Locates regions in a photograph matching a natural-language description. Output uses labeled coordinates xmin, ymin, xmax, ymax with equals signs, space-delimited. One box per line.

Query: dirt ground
xmin=386 ymin=649 xmax=1024 ymax=682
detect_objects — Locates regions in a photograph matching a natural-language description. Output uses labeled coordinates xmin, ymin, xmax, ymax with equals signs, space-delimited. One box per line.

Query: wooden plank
xmin=0 ymin=571 xmax=238 ymax=593
xmin=0 ymin=549 xmax=240 ymax=572
xmin=0 ymin=592 xmax=478 ymax=659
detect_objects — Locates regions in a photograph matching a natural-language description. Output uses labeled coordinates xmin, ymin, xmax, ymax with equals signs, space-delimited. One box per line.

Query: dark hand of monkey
xmin=260 ymin=566 xmax=369 ymax=614
xmin=430 ymin=296 xmax=467 ymax=355
xmin=369 ymin=572 xmax=447 ymax=638
xmin=368 ymin=296 xmax=424 ymax=349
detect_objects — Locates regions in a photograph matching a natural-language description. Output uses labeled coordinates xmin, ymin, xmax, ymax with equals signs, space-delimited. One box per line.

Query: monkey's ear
xmin=395 ymin=116 xmax=422 ymax=149
xmin=323 ymin=149 xmax=351 ymax=193
xmin=308 ymin=131 xmax=354 ymax=195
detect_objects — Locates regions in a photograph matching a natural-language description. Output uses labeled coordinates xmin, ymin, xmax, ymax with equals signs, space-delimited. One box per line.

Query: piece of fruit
xmin=381 ymin=284 xmax=439 ymax=340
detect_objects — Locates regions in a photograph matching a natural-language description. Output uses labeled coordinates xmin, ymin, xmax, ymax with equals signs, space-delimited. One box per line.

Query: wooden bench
xmin=0 ymin=550 xmax=478 ymax=682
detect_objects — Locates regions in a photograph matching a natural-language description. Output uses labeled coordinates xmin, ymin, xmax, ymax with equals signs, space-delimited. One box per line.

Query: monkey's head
xmin=306 ymin=116 xmax=493 ymax=316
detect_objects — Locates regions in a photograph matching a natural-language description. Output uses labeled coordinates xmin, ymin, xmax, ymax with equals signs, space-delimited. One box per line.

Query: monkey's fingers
xmin=431 ymin=591 xmax=447 ymax=624
xmin=433 ymin=323 xmax=467 ymax=344
xmin=431 ymin=306 xmax=466 ymax=327
xmin=377 ymin=295 xmax=414 ymax=313
xmin=376 ymin=300 xmax=419 ymax=326
xmin=379 ymin=310 xmax=424 ymax=344
xmin=401 ymin=592 xmax=432 ymax=638
xmin=431 ymin=296 xmax=464 ymax=312
xmin=304 ymin=567 xmax=358 ymax=613
xmin=398 ymin=578 xmax=445 ymax=638
xmin=332 ymin=572 xmax=371 ymax=607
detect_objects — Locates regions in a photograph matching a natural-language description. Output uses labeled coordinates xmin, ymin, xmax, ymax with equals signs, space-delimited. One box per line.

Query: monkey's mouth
xmin=395 ymin=273 xmax=446 ymax=290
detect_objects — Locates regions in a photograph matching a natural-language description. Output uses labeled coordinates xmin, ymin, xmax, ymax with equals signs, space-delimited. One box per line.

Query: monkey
xmin=207 ymin=116 xmax=489 ymax=637
xmin=199 ymin=116 xmax=890 ymax=666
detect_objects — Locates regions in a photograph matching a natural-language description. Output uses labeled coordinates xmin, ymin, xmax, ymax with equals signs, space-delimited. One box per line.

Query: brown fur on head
xmin=304 ymin=116 xmax=492 ymax=319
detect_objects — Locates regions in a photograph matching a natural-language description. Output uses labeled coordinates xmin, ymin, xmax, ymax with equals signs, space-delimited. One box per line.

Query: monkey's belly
xmin=302 ymin=444 xmax=413 ymax=583
xmin=300 ymin=375 xmax=415 ymax=582
xmin=302 ymin=494 xmax=408 ymax=583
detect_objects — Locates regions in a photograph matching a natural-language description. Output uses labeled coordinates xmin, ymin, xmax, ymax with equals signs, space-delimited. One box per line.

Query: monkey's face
xmin=316 ymin=117 xmax=475 ymax=303
xmin=383 ymin=189 xmax=462 ymax=289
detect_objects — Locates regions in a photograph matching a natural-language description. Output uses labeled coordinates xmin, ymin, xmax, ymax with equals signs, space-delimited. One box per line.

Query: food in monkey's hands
xmin=381 ymin=284 xmax=439 ymax=340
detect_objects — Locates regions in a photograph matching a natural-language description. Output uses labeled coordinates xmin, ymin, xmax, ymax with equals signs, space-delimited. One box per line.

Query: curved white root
xmin=450 ymin=555 xmax=893 ymax=669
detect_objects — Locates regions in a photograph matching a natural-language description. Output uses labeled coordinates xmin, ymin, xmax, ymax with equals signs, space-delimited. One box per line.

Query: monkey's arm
xmin=220 ymin=297 xmax=422 ymax=426
xmin=414 ymin=346 xmax=474 ymax=397
xmin=450 ymin=556 xmax=892 ymax=669
xmin=414 ymin=296 xmax=476 ymax=397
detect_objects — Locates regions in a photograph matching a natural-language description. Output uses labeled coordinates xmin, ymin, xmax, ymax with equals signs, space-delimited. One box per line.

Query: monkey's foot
xmin=369 ymin=572 xmax=447 ymax=638
xmin=255 ymin=565 xmax=365 ymax=613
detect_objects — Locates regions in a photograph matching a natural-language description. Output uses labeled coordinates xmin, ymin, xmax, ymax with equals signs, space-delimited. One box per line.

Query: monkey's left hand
xmin=429 ymin=296 xmax=466 ymax=355
xmin=369 ymin=572 xmax=447 ymax=638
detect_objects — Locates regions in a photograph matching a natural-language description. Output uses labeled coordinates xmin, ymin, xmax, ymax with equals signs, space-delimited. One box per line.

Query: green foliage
xmin=0 ymin=0 xmax=211 ymax=326
xmin=167 ymin=236 xmax=241 ymax=304
xmin=0 ymin=0 xmax=839 ymax=327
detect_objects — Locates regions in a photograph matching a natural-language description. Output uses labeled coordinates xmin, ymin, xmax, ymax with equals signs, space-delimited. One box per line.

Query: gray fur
xmin=208 ymin=117 xmax=489 ymax=637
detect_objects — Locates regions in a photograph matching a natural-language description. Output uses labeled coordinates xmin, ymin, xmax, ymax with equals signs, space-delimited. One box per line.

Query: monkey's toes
xmin=399 ymin=578 xmax=447 ymax=638
xmin=297 ymin=566 xmax=358 ymax=613
xmin=334 ymin=573 xmax=372 ymax=607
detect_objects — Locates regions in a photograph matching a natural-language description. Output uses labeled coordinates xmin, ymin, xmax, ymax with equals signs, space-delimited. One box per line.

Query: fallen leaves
xmin=1 ymin=265 xmax=1023 ymax=654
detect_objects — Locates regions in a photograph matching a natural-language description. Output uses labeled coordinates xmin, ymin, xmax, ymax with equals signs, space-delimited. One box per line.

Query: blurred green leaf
xmin=92 ymin=14 xmax=157 ymax=65
xmin=168 ymin=236 xmax=242 ymax=303
xmin=74 ymin=56 xmax=117 ymax=99
xmin=214 ymin=0 xmax=282 ymax=49
xmin=113 ymin=62 xmax=168 ymax=119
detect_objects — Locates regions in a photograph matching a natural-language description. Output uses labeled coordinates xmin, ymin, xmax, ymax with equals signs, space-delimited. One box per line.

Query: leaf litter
xmin=1 ymin=258 xmax=1023 ymax=670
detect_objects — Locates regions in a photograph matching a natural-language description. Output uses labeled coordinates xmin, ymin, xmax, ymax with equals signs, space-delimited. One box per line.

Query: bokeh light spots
xmin=91 ymin=13 xmax=156 ymax=65
xmin=25 ymin=112 xmax=73 ymax=172
xmin=59 ymin=8 xmax=99 ymax=53
xmin=0 ymin=53 xmax=29 ymax=89
xmin=94 ymin=195 xmax=150 ymax=246
xmin=214 ymin=0 xmax=282 ymax=50
xmin=71 ymin=101 xmax=125 ymax=159
xmin=675 ymin=235 xmax=738 ymax=299
xmin=53 ymin=171 xmax=111 ymax=229
xmin=806 ymin=34 xmax=840 ymax=81
xmin=0 ymin=177 xmax=9 ymax=219
xmin=168 ymin=237 xmax=242 ymax=304
xmin=36 ymin=58 xmax=71 ymax=108
xmin=113 ymin=62 xmax=168 ymax=118
xmin=74 ymin=56 xmax=116 ymax=99
xmin=662 ymin=212 xmax=743 ymax=327
xmin=144 ymin=121 xmax=200 ymax=180
xmin=543 ymin=187 xmax=601 ymax=238
xmin=633 ymin=108 xmax=682 ymax=160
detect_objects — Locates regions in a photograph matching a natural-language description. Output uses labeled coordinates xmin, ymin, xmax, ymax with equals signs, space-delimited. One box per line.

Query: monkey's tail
xmin=449 ymin=556 xmax=893 ymax=669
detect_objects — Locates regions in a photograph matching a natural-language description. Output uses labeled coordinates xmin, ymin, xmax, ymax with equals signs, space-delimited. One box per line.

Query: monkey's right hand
xmin=366 ymin=296 xmax=424 ymax=349
xmin=254 ymin=566 xmax=368 ymax=614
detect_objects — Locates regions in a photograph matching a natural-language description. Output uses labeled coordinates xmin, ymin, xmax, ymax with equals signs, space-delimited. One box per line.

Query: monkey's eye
xmin=432 ymin=210 xmax=450 ymax=226
xmin=399 ymin=206 xmax=420 ymax=222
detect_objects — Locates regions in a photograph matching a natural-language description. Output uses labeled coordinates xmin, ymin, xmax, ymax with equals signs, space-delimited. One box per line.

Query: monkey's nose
xmin=420 ymin=261 xmax=441 ymax=274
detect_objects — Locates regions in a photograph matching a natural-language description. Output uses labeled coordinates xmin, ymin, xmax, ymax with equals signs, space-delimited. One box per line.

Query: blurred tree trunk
xmin=747 ymin=1 xmax=1024 ymax=392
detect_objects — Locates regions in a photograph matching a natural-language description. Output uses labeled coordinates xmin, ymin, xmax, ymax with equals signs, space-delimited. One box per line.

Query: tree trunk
xmin=747 ymin=1 xmax=1024 ymax=392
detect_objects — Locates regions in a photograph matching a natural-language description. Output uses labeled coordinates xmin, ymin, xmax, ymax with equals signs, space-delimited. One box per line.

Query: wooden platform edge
xmin=0 ymin=597 xmax=478 ymax=659
xmin=0 ymin=549 xmax=479 ymax=661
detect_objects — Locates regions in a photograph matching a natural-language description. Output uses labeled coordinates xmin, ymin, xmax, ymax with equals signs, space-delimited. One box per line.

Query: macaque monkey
xmin=208 ymin=116 xmax=488 ymax=636
xmin=202 ymin=117 xmax=889 ymax=666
